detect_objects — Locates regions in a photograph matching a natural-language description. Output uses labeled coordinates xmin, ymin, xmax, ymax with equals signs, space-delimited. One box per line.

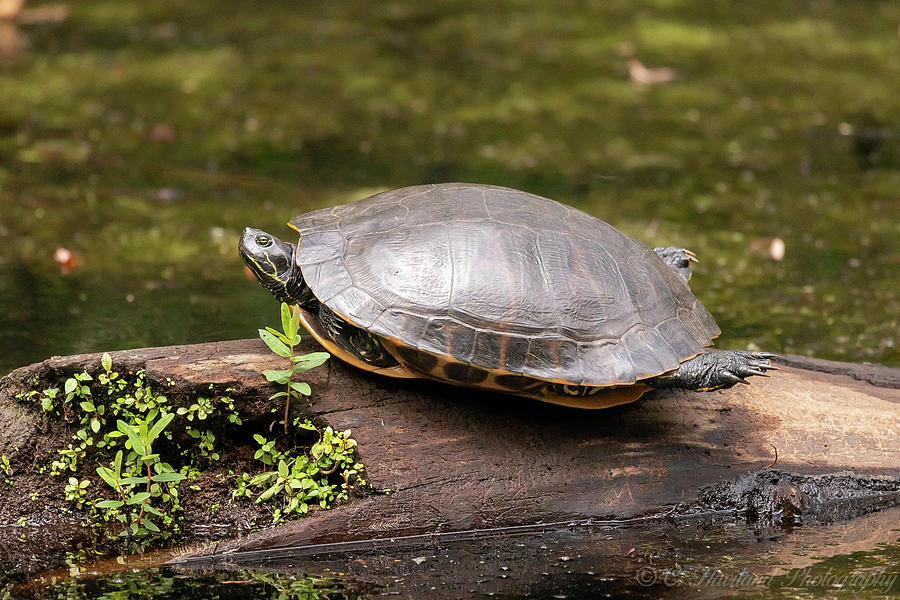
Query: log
xmin=172 ymin=341 xmax=900 ymax=559
xmin=1 ymin=339 xmax=898 ymax=571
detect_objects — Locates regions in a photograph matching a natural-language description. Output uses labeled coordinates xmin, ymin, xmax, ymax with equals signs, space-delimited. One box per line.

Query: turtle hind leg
xmin=317 ymin=304 xmax=399 ymax=369
xmin=646 ymin=349 xmax=779 ymax=392
xmin=653 ymin=246 xmax=698 ymax=281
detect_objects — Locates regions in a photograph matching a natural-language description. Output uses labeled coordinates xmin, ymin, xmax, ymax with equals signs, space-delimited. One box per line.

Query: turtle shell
xmin=289 ymin=183 xmax=720 ymax=387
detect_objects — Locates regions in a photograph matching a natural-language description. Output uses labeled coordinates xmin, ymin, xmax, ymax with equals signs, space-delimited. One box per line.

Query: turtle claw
xmin=646 ymin=349 xmax=780 ymax=392
xmin=743 ymin=368 xmax=770 ymax=377
xmin=726 ymin=372 xmax=750 ymax=385
xmin=715 ymin=350 xmax=780 ymax=389
xmin=735 ymin=359 xmax=777 ymax=379
xmin=683 ymin=248 xmax=699 ymax=263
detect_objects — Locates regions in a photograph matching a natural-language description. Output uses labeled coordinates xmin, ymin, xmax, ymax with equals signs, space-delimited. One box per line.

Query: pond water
xmin=8 ymin=508 xmax=900 ymax=599
xmin=0 ymin=0 xmax=898 ymax=375
xmin=0 ymin=0 xmax=898 ymax=597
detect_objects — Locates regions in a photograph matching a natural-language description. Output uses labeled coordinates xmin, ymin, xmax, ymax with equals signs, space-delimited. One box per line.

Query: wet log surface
xmin=2 ymin=339 xmax=899 ymax=571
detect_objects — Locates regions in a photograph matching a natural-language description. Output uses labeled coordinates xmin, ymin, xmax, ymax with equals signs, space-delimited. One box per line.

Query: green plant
xmin=258 ymin=302 xmax=329 ymax=434
xmin=64 ymin=477 xmax=91 ymax=507
xmin=95 ymin=412 xmax=186 ymax=540
xmin=15 ymin=354 xmax=225 ymax=548
xmin=177 ymin=393 xmax=241 ymax=461
xmin=40 ymin=362 xmax=112 ymax=475
xmin=1 ymin=455 xmax=12 ymax=485
xmin=11 ymin=328 xmax=356 ymax=552
xmin=234 ymin=419 xmax=367 ymax=523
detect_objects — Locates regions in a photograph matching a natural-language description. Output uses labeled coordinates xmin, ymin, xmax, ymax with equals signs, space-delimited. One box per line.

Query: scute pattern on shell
xmin=290 ymin=183 xmax=720 ymax=386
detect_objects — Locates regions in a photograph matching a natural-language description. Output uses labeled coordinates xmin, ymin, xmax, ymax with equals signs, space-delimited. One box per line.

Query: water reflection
xmin=11 ymin=508 xmax=899 ymax=599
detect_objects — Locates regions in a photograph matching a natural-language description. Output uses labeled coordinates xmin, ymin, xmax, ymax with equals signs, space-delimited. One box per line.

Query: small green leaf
xmin=95 ymin=499 xmax=123 ymax=509
xmin=289 ymin=381 xmax=311 ymax=396
xmin=96 ymin=466 xmax=119 ymax=488
xmin=265 ymin=327 xmax=290 ymax=344
xmin=101 ymin=352 xmax=112 ymax=372
xmin=289 ymin=303 xmax=301 ymax=339
xmin=253 ymin=434 xmax=266 ymax=445
xmin=278 ymin=459 xmax=288 ymax=479
xmin=151 ymin=472 xmax=186 ymax=483
xmin=280 ymin=302 xmax=293 ymax=338
xmin=126 ymin=492 xmax=151 ymax=505
xmin=142 ymin=518 xmax=160 ymax=533
xmin=291 ymin=351 xmax=330 ymax=364
xmin=262 ymin=369 xmax=292 ymax=384
xmin=147 ymin=412 xmax=174 ymax=445
xmin=118 ymin=421 xmax=145 ymax=455
xmin=249 ymin=471 xmax=276 ymax=486
xmin=64 ymin=379 xmax=77 ymax=395
xmin=143 ymin=504 xmax=164 ymax=517
xmin=79 ymin=401 xmax=95 ymax=412
xmin=291 ymin=352 xmax=330 ymax=373
xmin=120 ymin=476 xmax=150 ymax=486
xmin=257 ymin=482 xmax=283 ymax=502
xmin=259 ymin=329 xmax=291 ymax=358
xmin=90 ymin=418 xmax=100 ymax=433
xmin=268 ymin=391 xmax=288 ymax=400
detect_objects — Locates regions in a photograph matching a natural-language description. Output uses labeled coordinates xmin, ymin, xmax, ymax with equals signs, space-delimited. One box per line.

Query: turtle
xmin=239 ymin=183 xmax=776 ymax=408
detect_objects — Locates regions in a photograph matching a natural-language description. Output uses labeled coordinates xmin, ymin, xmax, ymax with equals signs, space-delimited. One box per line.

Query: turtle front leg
xmin=645 ymin=349 xmax=778 ymax=391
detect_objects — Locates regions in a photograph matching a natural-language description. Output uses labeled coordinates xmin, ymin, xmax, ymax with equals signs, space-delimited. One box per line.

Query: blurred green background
xmin=1 ymin=0 xmax=898 ymax=375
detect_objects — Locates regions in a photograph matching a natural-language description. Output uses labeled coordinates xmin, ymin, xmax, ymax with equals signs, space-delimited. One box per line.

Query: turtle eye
xmin=256 ymin=235 xmax=272 ymax=247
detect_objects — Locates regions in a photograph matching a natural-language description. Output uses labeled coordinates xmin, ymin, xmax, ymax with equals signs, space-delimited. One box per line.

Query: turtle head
xmin=239 ymin=227 xmax=310 ymax=305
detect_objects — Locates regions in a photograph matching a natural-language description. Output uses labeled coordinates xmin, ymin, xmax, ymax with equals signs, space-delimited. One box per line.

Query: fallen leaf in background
xmin=150 ymin=123 xmax=177 ymax=143
xmin=628 ymin=58 xmax=679 ymax=85
xmin=750 ymin=236 xmax=786 ymax=261
xmin=54 ymin=246 xmax=82 ymax=274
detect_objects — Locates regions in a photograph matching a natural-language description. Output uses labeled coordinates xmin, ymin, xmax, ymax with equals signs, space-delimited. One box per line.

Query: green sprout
xmin=94 ymin=412 xmax=186 ymax=539
xmin=258 ymin=302 xmax=329 ymax=434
